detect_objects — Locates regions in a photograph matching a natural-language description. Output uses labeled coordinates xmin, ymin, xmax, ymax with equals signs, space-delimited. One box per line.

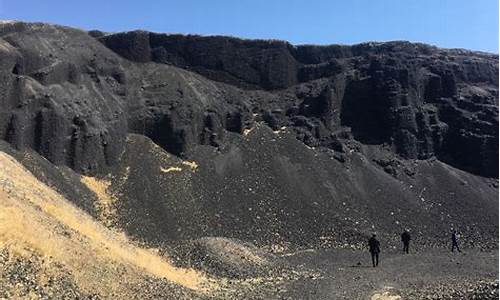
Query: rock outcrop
xmin=2 ymin=23 xmax=495 ymax=178
xmin=100 ymin=31 xmax=499 ymax=177
xmin=0 ymin=22 xmax=128 ymax=175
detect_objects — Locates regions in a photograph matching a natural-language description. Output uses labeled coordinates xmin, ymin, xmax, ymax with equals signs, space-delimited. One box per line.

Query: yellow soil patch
xmin=159 ymin=162 xmax=197 ymax=173
xmin=80 ymin=175 xmax=117 ymax=227
xmin=161 ymin=166 xmax=183 ymax=173
xmin=181 ymin=161 xmax=198 ymax=171
xmin=0 ymin=151 xmax=211 ymax=296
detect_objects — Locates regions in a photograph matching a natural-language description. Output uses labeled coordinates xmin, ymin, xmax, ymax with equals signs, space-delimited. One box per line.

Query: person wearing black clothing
xmin=401 ymin=230 xmax=411 ymax=254
xmin=451 ymin=230 xmax=461 ymax=252
xmin=368 ymin=234 xmax=380 ymax=267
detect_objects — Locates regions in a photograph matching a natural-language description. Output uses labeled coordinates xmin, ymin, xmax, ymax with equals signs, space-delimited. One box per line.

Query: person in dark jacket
xmin=451 ymin=229 xmax=461 ymax=252
xmin=401 ymin=229 xmax=411 ymax=254
xmin=368 ymin=234 xmax=380 ymax=267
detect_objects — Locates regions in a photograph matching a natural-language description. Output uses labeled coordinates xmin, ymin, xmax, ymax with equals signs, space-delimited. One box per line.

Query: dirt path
xmin=280 ymin=248 xmax=498 ymax=299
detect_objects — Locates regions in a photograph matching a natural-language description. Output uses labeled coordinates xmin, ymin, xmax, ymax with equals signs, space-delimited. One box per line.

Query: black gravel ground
xmin=0 ymin=236 xmax=497 ymax=299
xmin=278 ymin=248 xmax=498 ymax=299
xmin=0 ymin=248 xmax=96 ymax=299
xmin=0 ymin=131 xmax=497 ymax=299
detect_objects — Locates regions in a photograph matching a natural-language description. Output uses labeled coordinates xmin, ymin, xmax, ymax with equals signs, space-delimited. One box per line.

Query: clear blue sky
xmin=1 ymin=0 xmax=498 ymax=53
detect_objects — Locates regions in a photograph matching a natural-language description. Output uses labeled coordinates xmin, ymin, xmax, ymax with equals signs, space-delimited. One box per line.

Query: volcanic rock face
xmin=4 ymin=23 xmax=495 ymax=177
xmin=0 ymin=21 xmax=498 ymax=300
xmin=0 ymin=22 xmax=128 ymax=174
xmin=0 ymin=22 xmax=497 ymax=251
xmin=99 ymin=31 xmax=499 ymax=177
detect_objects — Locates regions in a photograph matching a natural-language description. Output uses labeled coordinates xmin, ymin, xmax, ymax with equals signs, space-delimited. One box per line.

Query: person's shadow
xmin=349 ymin=262 xmax=373 ymax=269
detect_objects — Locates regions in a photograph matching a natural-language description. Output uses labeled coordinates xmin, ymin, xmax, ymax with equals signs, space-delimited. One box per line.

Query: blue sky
xmin=0 ymin=0 xmax=498 ymax=53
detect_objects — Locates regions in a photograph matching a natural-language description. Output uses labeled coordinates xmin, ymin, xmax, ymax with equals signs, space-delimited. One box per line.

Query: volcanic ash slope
xmin=0 ymin=150 xmax=213 ymax=299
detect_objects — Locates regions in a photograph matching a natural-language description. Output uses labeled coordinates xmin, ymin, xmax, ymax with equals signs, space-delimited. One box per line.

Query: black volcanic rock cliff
xmin=99 ymin=30 xmax=499 ymax=177
xmin=0 ymin=21 xmax=497 ymax=250
xmin=2 ymin=23 xmax=496 ymax=178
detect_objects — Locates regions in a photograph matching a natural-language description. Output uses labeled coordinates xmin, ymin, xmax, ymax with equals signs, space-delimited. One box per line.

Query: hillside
xmin=0 ymin=21 xmax=498 ymax=299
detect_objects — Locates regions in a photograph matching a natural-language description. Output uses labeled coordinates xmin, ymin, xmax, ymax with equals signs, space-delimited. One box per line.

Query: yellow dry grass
xmin=80 ymin=175 xmax=117 ymax=227
xmin=0 ymin=151 xmax=212 ymax=296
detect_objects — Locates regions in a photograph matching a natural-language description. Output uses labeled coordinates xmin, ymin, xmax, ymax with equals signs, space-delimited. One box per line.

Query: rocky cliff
xmin=98 ymin=30 xmax=499 ymax=177
xmin=2 ymin=23 xmax=497 ymax=179
xmin=0 ymin=22 xmax=497 ymax=251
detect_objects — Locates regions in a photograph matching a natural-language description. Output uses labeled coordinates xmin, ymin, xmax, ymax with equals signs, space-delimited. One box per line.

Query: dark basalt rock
xmin=0 ymin=21 xmax=498 ymax=178
xmin=0 ymin=22 xmax=128 ymax=175
xmin=0 ymin=22 xmax=497 ymax=255
xmin=99 ymin=30 xmax=152 ymax=63
xmin=98 ymin=30 xmax=498 ymax=176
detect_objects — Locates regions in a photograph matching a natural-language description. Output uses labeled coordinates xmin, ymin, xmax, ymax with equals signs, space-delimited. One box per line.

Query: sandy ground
xmin=279 ymin=248 xmax=498 ymax=299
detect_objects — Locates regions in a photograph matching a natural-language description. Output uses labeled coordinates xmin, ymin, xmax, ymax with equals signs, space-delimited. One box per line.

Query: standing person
xmin=368 ymin=234 xmax=380 ymax=267
xmin=401 ymin=229 xmax=411 ymax=254
xmin=451 ymin=229 xmax=461 ymax=252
